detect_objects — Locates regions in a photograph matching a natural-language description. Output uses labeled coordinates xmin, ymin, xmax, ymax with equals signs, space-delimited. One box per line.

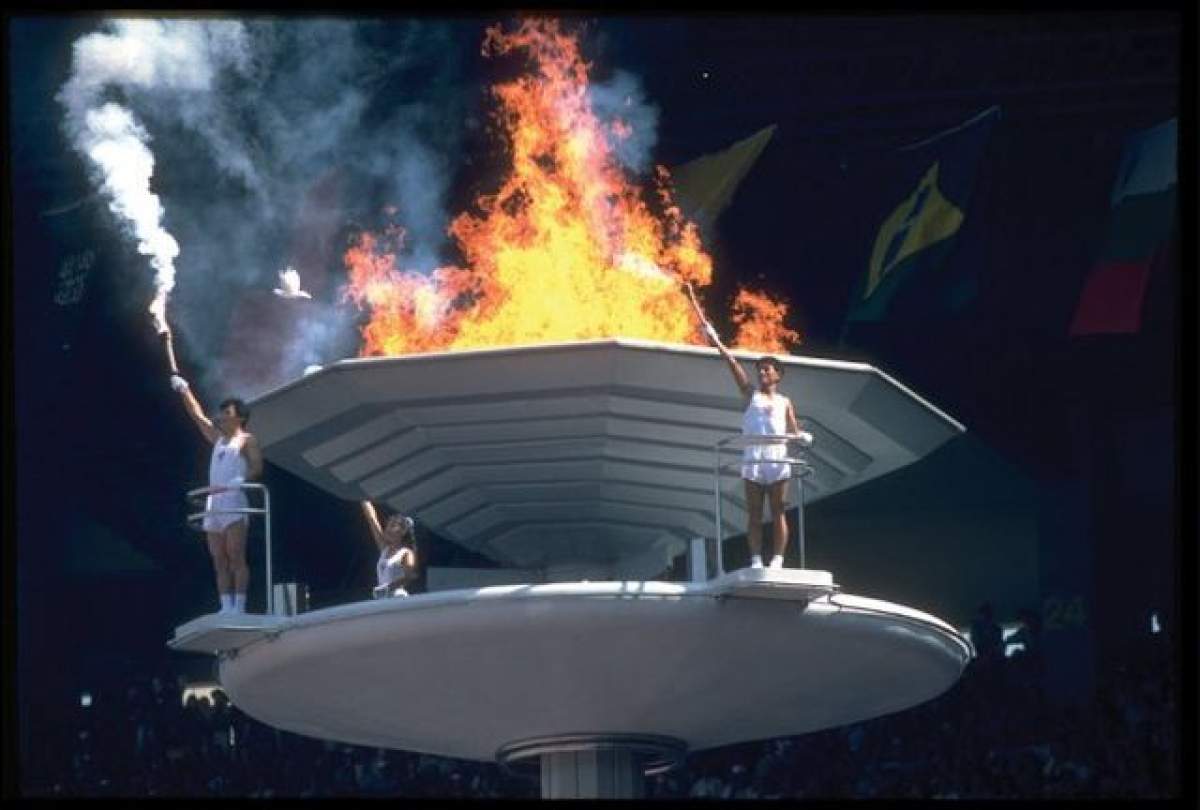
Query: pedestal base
xmin=497 ymin=733 xmax=685 ymax=798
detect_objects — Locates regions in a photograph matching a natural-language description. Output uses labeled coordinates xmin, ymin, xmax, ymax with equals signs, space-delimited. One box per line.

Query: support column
xmin=498 ymin=733 xmax=685 ymax=800
xmin=689 ymin=537 xmax=708 ymax=582
xmin=540 ymin=748 xmax=643 ymax=798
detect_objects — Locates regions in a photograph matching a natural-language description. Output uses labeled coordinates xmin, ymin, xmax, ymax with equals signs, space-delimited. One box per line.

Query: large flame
xmin=343 ymin=18 xmax=799 ymax=356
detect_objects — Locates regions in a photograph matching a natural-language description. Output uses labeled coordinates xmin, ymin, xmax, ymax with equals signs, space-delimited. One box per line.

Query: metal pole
xmin=713 ymin=442 xmax=724 ymax=576
xmin=262 ymin=485 xmax=273 ymax=615
xmin=797 ymin=474 xmax=806 ymax=570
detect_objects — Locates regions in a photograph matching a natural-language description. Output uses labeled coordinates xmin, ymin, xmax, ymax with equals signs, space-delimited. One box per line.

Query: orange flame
xmin=730 ymin=288 xmax=801 ymax=354
xmin=343 ymin=18 xmax=800 ymax=356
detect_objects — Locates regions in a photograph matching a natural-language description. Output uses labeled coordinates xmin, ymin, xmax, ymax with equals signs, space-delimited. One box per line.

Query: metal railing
xmin=712 ymin=433 xmax=814 ymax=575
xmin=186 ymin=482 xmax=274 ymax=614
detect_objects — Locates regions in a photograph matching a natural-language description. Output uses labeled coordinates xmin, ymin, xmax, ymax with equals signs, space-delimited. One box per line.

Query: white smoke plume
xmin=57 ymin=20 xmax=249 ymax=332
xmin=56 ymin=18 xmax=470 ymax=399
xmin=588 ymin=69 xmax=660 ymax=174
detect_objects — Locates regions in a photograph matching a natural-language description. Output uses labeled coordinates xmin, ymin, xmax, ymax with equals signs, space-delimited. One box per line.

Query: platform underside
xmin=182 ymin=574 xmax=971 ymax=761
xmin=248 ymin=340 xmax=963 ymax=577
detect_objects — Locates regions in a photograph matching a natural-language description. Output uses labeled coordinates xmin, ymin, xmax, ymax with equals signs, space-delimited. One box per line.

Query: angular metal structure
xmin=249 ymin=339 xmax=964 ymax=578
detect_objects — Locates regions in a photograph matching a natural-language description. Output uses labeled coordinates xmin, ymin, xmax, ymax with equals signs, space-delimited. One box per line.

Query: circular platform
xmin=216 ymin=578 xmax=971 ymax=761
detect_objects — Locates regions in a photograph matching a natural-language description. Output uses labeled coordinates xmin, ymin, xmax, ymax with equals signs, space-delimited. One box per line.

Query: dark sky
xmin=8 ymin=11 xmax=1188 ymax=705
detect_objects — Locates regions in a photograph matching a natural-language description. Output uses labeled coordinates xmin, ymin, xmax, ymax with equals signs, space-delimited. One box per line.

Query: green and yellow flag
xmin=844 ymin=106 xmax=1000 ymax=328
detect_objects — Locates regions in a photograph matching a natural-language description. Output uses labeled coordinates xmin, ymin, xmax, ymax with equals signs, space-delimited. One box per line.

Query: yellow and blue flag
xmin=843 ymin=106 xmax=1000 ymax=328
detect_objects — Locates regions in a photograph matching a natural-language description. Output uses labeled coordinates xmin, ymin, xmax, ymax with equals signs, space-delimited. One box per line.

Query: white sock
xmin=234 ymin=593 xmax=247 ymax=613
xmin=750 ymin=555 xmax=764 ymax=569
xmin=769 ymin=555 xmax=784 ymax=569
xmin=220 ymin=593 xmax=234 ymax=613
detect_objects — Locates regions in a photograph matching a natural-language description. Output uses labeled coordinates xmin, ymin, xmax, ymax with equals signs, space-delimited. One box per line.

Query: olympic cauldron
xmin=171 ymin=339 xmax=971 ymax=798
xmin=250 ymin=338 xmax=962 ymax=577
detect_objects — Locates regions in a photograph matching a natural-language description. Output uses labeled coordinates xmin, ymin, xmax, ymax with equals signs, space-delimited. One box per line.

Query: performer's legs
xmin=767 ymin=479 xmax=789 ymax=563
xmin=225 ymin=519 xmax=250 ymax=611
xmin=744 ymin=479 xmax=765 ymax=564
xmin=205 ymin=531 xmax=232 ymax=609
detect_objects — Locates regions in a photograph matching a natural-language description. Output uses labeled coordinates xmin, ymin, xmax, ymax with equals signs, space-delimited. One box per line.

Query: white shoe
xmin=750 ymin=555 xmax=764 ymax=569
xmin=769 ymin=555 xmax=785 ymax=569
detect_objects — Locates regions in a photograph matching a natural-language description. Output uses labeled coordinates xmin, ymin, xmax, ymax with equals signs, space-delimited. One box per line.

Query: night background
xmin=7 ymin=10 xmax=1193 ymax=798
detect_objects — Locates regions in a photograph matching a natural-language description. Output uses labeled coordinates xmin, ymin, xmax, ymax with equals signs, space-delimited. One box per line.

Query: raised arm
xmin=360 ymin=500 xmax=385 ymax=551
xmin=164 ymin=331 xmax=220 ymax=444
xmin=686 ymin=283 xmax=752 ymax=399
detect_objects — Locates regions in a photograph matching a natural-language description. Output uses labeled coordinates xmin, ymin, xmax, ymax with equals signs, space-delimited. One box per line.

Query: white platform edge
xmin=705 ymin=567 xmax=837 ymax=601
xmin=168 ymin=571 xmax=974 ymax=659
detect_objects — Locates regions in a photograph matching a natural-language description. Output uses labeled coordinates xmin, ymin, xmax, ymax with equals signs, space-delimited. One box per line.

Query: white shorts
xmin=741 ymin=444 xmax=791 ymax=486
xmin=741 ymin=462 xmax=791 ymax=486
xmin=204 ymin=490 xmax=249 ymax=533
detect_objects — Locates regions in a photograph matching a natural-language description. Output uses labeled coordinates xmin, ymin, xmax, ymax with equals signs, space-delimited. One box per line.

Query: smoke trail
xmin=57 ymin=18 xmax=469 ymax=398
xmin=77 ymin=103 xmax=178 ymax=329
xmin=56 ymin=19 xmax=252 ymax=332
xmin=588 ymin=69 xmax=660 ymax=175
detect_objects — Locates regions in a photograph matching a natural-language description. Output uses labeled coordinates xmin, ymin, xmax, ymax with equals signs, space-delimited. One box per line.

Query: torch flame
xmin=343 ymin=18 xmax=800 ymax=357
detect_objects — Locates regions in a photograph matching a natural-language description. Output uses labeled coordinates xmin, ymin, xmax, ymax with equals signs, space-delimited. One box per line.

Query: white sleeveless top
xmin=209 ymin=434 xmax=249 ymax=488
xmin=741 ymin=391 xmax=791 ymax=484
xmin=203 ymin=434 xmax=249 ymax=532
xmin=376 ymin=547 xmax=412 ymax=596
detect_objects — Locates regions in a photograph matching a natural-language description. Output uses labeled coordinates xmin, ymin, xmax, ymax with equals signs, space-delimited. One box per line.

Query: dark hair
xmin=218 ymin=397 xmax=250 ymax=426
xmin=385 ymin=514 xmax=416 ymax=545
xmin=755 ymin=356 xmax=784 ymax=376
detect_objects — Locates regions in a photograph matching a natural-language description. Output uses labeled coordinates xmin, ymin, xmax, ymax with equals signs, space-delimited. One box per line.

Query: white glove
xmin=170 ymin=374 xmax=189 ymax=392
xmin=794 ymin=431 xmax=814 ymax=447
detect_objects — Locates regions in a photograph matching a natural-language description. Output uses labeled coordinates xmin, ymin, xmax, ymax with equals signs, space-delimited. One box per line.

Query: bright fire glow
xmin=343 ymin=18 xmax=799 ymax=356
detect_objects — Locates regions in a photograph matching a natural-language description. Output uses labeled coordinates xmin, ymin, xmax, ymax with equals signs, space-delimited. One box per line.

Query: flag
xmin=843 ymin=106 xmax=1000 ymax=329
xmin=1069 ymin=118 xmax=1177 ymax=336
xmin=669 ymin=124 xmax=776 ymax=232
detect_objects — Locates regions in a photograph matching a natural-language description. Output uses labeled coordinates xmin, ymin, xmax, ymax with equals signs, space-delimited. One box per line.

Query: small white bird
xmin=273 ymin=266 xmax=312 ymax=299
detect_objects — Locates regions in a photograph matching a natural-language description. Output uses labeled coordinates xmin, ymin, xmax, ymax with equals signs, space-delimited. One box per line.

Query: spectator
xmin=970 ymin=602 xmax=1005 ymax=665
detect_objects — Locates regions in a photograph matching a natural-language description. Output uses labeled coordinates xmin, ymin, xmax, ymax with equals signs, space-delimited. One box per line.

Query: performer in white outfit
xmin=360 ymin=501 xmax=417 ymax=598
xmin=741 ymin=389 xmax=793 ymax=486
xmin=688 ymin=286 xmax=803 ymax=569
xmin=162 ymin=328 xmax=263 ymax=613
xmin=206 ymin=433 xmax=250 ymax=533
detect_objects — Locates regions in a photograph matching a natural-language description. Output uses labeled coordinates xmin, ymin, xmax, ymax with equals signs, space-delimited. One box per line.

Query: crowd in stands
xmin=649 ymin=627 xmax=1177 ymax=799
xmin=22 ymin=608 xmax=1177 ymax=798
xmin=23 ymin=672 xmax=534 ymax=798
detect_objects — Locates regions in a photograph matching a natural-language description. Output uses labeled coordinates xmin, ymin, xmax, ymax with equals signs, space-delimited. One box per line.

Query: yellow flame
xmin=343 ymin=18 xmax=800 ymax=356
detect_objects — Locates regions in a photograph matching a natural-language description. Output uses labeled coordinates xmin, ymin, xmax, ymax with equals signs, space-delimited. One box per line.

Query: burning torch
xmin=684 ymin=282 xmax=721 ymax=345
xmin=152 ymin=309 xmax=181 ymax=376
xmin=161 ymin=331 xmax=181 ymax=376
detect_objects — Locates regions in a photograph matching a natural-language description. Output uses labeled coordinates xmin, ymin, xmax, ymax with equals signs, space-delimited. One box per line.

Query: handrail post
xmin=263 ymin=485 xmax=273 ymax=615
xmin=713 ymin=442 xmax=724 ymax=577
xmin=796 ymin=475 xmax=806 ymax=570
